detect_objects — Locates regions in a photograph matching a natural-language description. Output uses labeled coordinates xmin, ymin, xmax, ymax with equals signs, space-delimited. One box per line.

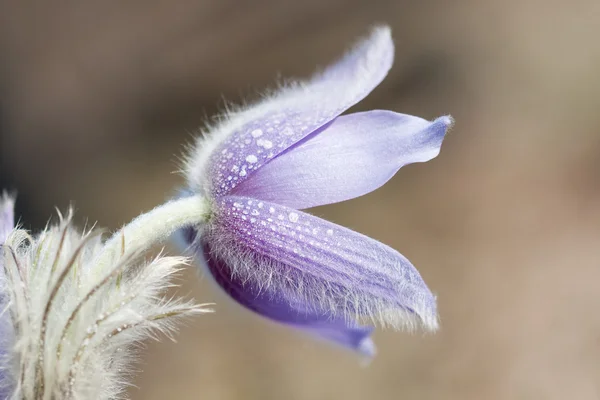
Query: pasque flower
xmin=180 ymin=26 xmax=453 ymax=356
xmin=0 ymin=194 xmax=211 ymax=399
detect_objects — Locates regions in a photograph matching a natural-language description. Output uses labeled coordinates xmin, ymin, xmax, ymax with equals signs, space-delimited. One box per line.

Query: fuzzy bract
xmin=180 ymin=25 xmax=452 ymax=356
xmin=0 ymin=195 xmax=208 ymax=400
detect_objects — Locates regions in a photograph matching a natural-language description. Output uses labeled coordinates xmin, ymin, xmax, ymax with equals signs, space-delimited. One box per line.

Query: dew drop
xmin=246 ymin=154 xmax=258 ymax=163
xmin=251 ymin=129 xmax=263 ymax=138
xmin=281 ymin=127 xmax=294 ymax=136
xmin=257 ymin=139 xmax=273 ymax=149
xmin=288 ymin=212 xmax=299 ymax=222
xmin=326 ymin=229 xmax=334 ymax=235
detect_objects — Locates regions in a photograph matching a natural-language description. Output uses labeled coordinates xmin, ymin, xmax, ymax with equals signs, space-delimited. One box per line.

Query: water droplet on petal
xmin=246 ymin=155 xmax=258 ymax=163
xmin=288 ymin=212 xmax=299 ymax=222
xmin=257 ymin=139 xmax=273 ymax=149
xmin=251 ymin=129 xmax=263 ymax=138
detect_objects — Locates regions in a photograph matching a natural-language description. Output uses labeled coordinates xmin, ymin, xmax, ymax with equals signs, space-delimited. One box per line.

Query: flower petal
xmin=233 ymin=111 xmax=452 ymax=209
xmin=192 ymin=235 xmax=376 ymax=356
xmin=0 ymin=194 xmax=14 ymax=396
xmin=0 ymin=193 xmax=15 ymax=245
xmin=185 ymin=26 xmax=394 ymax=199
xmin=204 ymin=196 xmax=438 ymax=332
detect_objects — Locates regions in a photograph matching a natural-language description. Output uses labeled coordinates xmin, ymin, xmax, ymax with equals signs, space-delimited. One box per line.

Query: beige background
xmin=2 ymin=1 xmax=600 ymax=399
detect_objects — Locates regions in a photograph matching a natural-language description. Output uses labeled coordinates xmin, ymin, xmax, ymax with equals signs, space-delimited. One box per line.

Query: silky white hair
xmin=0 ymin=210 xmax=210 ymax=400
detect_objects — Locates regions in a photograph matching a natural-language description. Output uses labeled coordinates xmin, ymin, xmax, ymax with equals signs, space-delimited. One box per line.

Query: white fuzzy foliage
xmin=0 ymin=211 xmax=210 ymax=400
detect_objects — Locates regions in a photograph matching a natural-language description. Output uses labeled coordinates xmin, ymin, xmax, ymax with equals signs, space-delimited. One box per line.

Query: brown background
xmin=2 ymin=1 xmax=600 ymax=399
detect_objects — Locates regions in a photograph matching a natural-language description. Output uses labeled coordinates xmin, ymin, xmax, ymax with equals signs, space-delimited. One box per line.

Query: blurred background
xmin=2 ymin=1 xmax=600 ymax=399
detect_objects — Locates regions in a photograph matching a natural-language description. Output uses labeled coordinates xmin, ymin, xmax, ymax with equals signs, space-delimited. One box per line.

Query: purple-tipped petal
xmin=203 ymin=196 xmax=438 ymax=332
xmin=233 ymin=112 xmax=452 ymax=209
xmin=185 ymin=26 xmax=394 ymax=198
xmin=199 ymin=238 xmax=375 ymax=356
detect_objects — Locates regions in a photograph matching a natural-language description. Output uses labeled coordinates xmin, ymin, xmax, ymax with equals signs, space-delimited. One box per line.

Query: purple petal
xmin=233 ymin=111 xmax=452 ymax=209
xmin=203 ymin=196 xmax=438 ymax=332
xmin=185 ymin=26 xmax=394 ymax=199
xmin=0 ymin=194 xmax=14 ymax=396
xmin=198 ymin=238 xmax=376 ymax=356
xmin=0 ymin=194 xmax=15 ymax=245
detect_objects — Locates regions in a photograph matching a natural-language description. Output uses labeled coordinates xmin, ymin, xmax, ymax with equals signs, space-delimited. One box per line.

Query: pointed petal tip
xmin=422 ymin=313 xmax=440 ymax=333
xmin=418 ymin=115 xmax=453 ymax=160
xmin=371 ymin=24 xmax=392 ymax=40
xmin=382 ymin=302 xmax=440 ymax=334
xmin=436 ymin=115 xmax=454 ymax=128
xmin=358 ymin=336 xmax=377 ymax=358
xmin=0 ymin=191 xmax=15 ymax=206
xmin=0 ymin=191 xmax=16 ymax=245
xmin=430 ymin=115 xmax=454 ymax=140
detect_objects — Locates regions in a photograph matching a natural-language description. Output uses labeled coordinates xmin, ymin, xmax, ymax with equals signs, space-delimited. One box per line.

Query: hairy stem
xmin=96 ymin=195 xmax=208 ymax=267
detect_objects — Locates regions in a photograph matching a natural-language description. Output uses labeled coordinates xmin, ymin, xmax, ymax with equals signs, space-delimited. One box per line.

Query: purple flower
xmin=180 ymin=26 xmax=452 ymax=357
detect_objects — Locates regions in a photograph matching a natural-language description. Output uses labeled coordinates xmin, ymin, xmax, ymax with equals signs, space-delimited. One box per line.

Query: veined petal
xmin=0 ymin=193 xmax=15 ymax=245
xmin=233 ymin=111 xmax=452 ymax=209
xmin=196 ymin=237 xmax=375 ymax=356
xmin=204 ymin=196 xmax=438 ymax=332
xmin=185 ymin=26 xmax=394 ymax=199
